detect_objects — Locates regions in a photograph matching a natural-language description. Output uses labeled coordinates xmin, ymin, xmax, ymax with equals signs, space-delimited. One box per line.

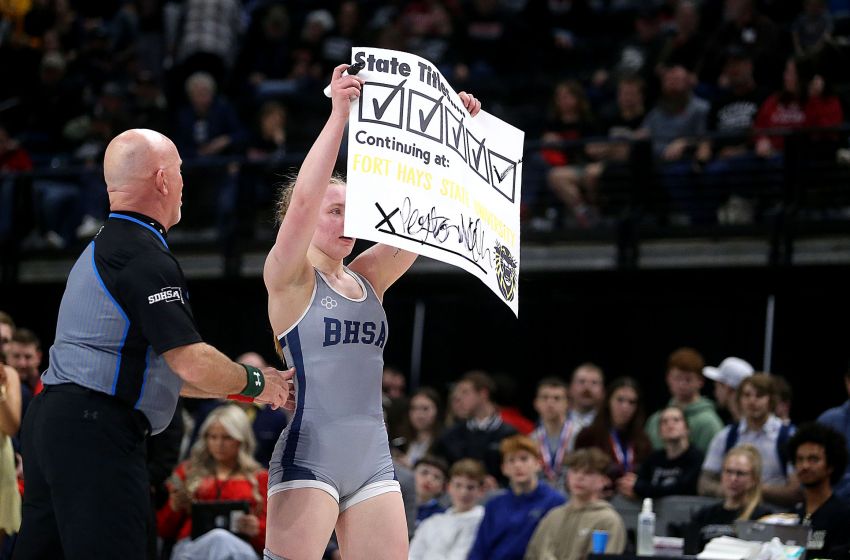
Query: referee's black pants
xmin=13 ymin=384 xmax=151 ymax=560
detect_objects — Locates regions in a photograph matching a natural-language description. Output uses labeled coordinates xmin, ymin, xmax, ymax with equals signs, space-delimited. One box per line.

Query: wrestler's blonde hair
xmin=275 ymin=172 xmax=346 ymax=225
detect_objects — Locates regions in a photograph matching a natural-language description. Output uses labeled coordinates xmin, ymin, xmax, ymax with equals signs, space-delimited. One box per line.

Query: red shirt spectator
xmin=157 ymin=461 xmax=268 ymax=553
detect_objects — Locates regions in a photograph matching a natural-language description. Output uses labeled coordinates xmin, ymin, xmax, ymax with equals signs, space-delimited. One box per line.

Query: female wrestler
xmin=262 ymin=64 xmax=480 ymax=559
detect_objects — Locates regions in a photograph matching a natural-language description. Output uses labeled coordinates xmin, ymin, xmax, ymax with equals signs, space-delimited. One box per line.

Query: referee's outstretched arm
xmin=165 ymin=342 xmax=295 ymax=410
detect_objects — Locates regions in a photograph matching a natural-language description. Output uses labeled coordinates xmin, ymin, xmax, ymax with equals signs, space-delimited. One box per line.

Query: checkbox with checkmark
xmin=406 ymin=90 xmax=443 ymax=142
xmin=359 ymin=80 xmax=407 ymax=129
xmin=444 ymin=106 xmax=467 ymax=162
xmin=489 ymin=150 xmax=518 ymax=203
xmin=466 ymin=130 xmax=490 ymax=184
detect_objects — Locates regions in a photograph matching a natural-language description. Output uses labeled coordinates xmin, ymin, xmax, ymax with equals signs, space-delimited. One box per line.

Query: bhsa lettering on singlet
xmin=323 ymin=317 xmax=387 ymax=348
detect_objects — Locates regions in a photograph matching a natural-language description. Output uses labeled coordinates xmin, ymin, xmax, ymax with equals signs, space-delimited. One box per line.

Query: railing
xmin=1 ymin=126 xmax=849 ymax=281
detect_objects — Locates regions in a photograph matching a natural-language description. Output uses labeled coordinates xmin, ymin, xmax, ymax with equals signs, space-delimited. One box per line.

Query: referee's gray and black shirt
xmin=41 ymin=211 xmax=202 ymax=434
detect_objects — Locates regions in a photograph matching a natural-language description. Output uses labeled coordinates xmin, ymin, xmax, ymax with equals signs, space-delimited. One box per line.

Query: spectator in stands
xmin=566 ymin=363 xmax=606 ymax=449
xmin=698 ymin=0 xmax=781 ymax=88
xmin=382 ymin=365 xmax=409 ymax=441
xmin=414 ymin=455 xmax=448 ymax=527
xmin=697 ymin=48 xmax=771 ymax=225
xmin=7 ymin=328 xmax=43 ymax=420
xmin=237 ymin=100 xmax=289 ymax=239
xmin=128 ymin=70 xmax=169 ymax=134
xmin=233 ymin=4 xmax=294 ymax=102
xmin=788 ymin=423 xmax=850 ymax=559
xmin=494 ymin=372 xmax=535 ymax=435
xmin=22 ymin=51 xmax=85 ymax=154
xmin=575 ymin=377 xmax=652 ymax=492
xmin=174 ymin=71 xmax=246 ymax=239
xmin=585 ymin=75 xmax=649 ymax=220
xmin=703 ymin=356 xmax=754 ymax=424
xmin=399 ymin=0 xmax=456 ymax=73
xmin=408 ymin=458 xmax=486 ymax=560
xmin=0 ymin=349 xmax=22 ymax=552
xmin=685 ymin=444 xmax=772 ymax=554
xmin=531 ymin=377 xmax=572 ymax=492
xmin=542 ymin=81 xmax=601 ymax=228
xmin=173 ymin=0 xmax=242 ymax=91
xmin=321 ymin=2 xmax=363 ymax=71
xmin=527 ymin=0 xmax=595 ymax=75
xmin=0 ymin=125 xmax=34 ymax=244
xmin=595 ymin=7 xmax=665 ymax=97
xmin=817 ymin=364 xmax=850 ymax=502
xmin=753 ymin=58 xmax=843 ymax=161
xmin=773 ymin=375 xmax=793 ymax=425
xmin=619 ymin=406 xmax=704 ymax=499
xmin=382 ymin=365 xmax=407 ymax=402
xmin=396 ymin=387 xmax=445 ymax=469
xmin=699 ymin=373 xmax=801 ymax=506
xmin=294 ymin=9 xmax=334 ymax=79
xmin=641 ymin=65 xmax=709 ymax=223
xmin=158 ymin=405 xmax=268 ymax=559
xmin=433 ymin=370 xmax=518 ymax=483
xmin=643 ymin=64 xmax=709 ymax=160
xmin=793 ymin=0 xmax=834 ymax=56
xmin=0 ymin=312 xmax=13 ymax=360
xmin=657 ymin=0 xmax=706 ymax=72
xmin=454 ymin=0 xmax=516 ymax=95
xmin=646 ymin=347 xmax=724 ymax=454
xmin=468 ymin=435 xmax=566 ymax=560
xmin=525 ymin=448 xmax=627 ymax=560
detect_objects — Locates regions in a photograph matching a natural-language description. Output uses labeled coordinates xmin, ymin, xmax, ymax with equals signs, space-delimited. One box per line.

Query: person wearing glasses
xmin=685 ymin=444 xmax=772 ymax=554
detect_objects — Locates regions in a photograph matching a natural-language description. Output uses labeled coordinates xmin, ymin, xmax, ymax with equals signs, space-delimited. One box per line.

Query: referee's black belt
xmin=41 ymin=383 xmax=152 ymax=436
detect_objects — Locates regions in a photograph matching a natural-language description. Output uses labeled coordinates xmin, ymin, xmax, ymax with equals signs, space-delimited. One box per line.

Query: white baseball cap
xmin=703 ymin=357 xmax=754 ymax=389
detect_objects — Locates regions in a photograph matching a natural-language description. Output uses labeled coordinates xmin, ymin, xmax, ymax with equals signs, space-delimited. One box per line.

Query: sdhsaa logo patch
xmin=148 ymin=287 xmax=184 ymax=305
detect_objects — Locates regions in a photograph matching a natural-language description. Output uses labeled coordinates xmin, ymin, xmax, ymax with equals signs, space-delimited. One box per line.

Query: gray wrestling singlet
xmin=268 ymin=268 xmax=398 ymax=508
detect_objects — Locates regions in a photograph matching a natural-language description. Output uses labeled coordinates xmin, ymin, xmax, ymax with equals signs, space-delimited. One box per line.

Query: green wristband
xmin=239 ymin=364 xmax=265 ymax=398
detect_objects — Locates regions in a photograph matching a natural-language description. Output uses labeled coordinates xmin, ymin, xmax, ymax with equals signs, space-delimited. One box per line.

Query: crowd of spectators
xmin=4 ymin=304 xmax=850 ymax=559
xmin=1 ymin=0 xmax=850 ymax=250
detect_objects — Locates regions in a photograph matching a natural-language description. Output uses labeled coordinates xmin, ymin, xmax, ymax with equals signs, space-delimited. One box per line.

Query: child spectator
xmin=409 ymin=458 xmax=487 ymax=560
xmin=525 ymin=448 xmax=627 ymax=560
xmin=468 ymin=435 xmax=565 ymax=560
xmin=414 ymin=455 xmax=449 ymax=527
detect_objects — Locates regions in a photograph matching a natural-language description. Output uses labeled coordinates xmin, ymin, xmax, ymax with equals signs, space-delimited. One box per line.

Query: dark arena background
xmin=4 ymin=263 xmax=849 ymax=423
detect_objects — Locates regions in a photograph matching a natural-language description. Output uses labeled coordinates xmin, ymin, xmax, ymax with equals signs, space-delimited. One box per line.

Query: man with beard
xmin=566 ymin=363 xmax=605 ymax=451
xmin=788 ymin=423 xmax=850 ymax=559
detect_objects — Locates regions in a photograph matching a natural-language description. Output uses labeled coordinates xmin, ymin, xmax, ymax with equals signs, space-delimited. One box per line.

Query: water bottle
xmin=637 ymin=497 xmax=655 ymax=556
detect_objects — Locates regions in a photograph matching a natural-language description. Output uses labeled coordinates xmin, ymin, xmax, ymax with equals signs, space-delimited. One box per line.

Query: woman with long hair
xmin=395 ymin=387 xmax=445 ymax=468
xmin=158 ymin=405 xmax=268 ymax=559
xmin=685 ymin=444 xmax=772 ymax=554
xmin=575 ymin=376 xmax=652 ymax=490
xmin=261 ymin=64 xmax=480 ymax=559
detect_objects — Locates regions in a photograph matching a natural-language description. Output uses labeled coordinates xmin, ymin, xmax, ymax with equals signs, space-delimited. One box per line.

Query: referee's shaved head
xmin=104 ymin=128 xmax=184 ymax=229
xmin=104 ymin=129 xmax=174 ymax=189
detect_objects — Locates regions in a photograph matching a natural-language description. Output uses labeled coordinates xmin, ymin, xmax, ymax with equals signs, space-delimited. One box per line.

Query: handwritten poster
xmin=344 ymin=47 xmax=524 ymax=316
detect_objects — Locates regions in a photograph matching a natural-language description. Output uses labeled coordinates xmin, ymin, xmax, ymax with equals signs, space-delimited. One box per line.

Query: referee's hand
xmin=255 ymin=366 xmax=296 ymax=411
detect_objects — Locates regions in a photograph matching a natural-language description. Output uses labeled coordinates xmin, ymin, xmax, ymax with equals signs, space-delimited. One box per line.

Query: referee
xmin=12 ymin=129 xmax=294 ymax=559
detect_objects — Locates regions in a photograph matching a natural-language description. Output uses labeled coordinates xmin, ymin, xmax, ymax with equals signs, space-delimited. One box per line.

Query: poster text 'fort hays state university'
xmin=344 ymin=48 xmax=524 ymax=316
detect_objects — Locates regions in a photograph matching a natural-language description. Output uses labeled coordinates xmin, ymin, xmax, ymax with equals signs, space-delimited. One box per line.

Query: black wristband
xmin=239 ymin=364 xmax=265 ymax=398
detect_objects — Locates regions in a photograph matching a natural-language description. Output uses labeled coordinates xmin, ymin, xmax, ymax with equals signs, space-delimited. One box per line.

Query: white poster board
xmin=344 ymin=48 xmax=523 ymax=316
